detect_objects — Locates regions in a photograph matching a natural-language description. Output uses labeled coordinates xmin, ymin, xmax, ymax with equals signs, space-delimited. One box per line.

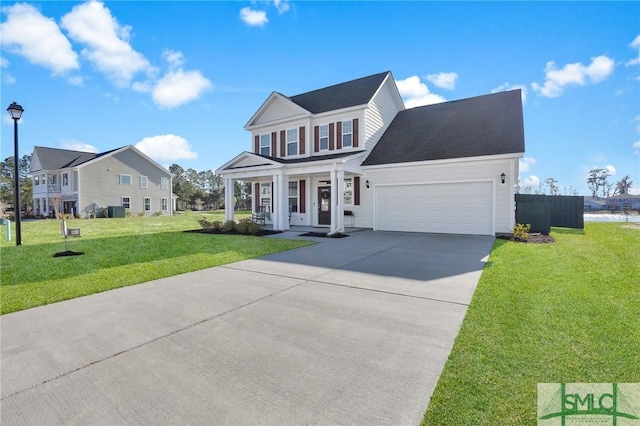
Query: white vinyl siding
xmin=364 ymin=79 xmax=404 ymax=150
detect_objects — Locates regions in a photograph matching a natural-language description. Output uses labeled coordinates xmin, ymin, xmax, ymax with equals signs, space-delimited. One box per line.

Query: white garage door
xmin=374 ymin=181 xmax=494 ymax=235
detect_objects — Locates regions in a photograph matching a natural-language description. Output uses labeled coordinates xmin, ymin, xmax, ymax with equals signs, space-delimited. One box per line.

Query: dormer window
xmin=342 ymin=120 xmax=353 ymax=148
xmin=286 ymin=129 xmax=298 ymax=156
xmin=260 ymin=134 xmax=270 ymax=156
xmin=319 ymin=125 xmax=329 ymax=151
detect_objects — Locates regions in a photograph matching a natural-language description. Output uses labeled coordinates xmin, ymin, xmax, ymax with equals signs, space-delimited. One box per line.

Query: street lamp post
xmin=7 ymin=102 xmax=24 ymax=246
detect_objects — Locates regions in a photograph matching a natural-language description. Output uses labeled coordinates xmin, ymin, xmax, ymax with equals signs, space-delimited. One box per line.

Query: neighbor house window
xmin=161 ymin=198 xmax=168 ymax=211
xmin=344 ymin=178 xmax=353 ymax=205
xmin=120 ymin=174 xmax=132 ymax=185
xmin=122 ymin=197 xmax=131 ymax=209
xmin=260 ymin=134 xmax=270 ymax=156
xmin=34 ymin=176 xmax=39 ymax=186
xmin=288 ymin=181 xmax=298 ymax=213
xmin=342 ymin=120 xmax=352 ymax=147
xmin=319 ymin=124 xmax=329 ymax=151
xmin=287 ymin=128 xmax=298 ymax=156
xmin=144 ymin=197 xmax=151 ymax=212
xmin=140 ymin=175 xmax=148 ymax=189
xmin=62 ymin=173 xmax=69 ymax=186
xmin=161 ymin=177 xmax=168 ymax=190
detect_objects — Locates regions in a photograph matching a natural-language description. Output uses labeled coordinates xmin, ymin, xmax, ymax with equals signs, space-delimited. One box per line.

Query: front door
xmin=318 ymin=186 xmax=331 ymax=225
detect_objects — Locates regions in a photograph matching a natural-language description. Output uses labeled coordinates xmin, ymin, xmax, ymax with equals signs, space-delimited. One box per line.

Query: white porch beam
xmin=224 ymin=178 xmax=235 ymax=222
xmin=330 ymin=169 xmax=337 ymax=234
xmin=336 ymin=170 xmax=345 ymax=233
xmin=272 ymin=173 xmax=289 ymax=231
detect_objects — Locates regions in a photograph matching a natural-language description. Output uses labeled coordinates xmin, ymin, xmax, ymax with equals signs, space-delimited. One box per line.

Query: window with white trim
xmin=140 ymin=175 xmax=148 ymax=189
xmin=260 ymin=183 xmax=271 ymax=210
xmin=288 ymin=181 xmax=298 ymax=213
xmin=63 ymin=173 xmax=69 ymax=186
xmin=344 ymin=178 xmax=353 ymax=205
xmin=122 ymin=196 xmax=131 ymax=209
xmin=319 ymin=125 xmax=329 ymax=151
xmin=120 ymin=174 xmax=132 ymax=185
xmin=342 ymin=120 xmax=352 ymax=147
xmin=260 ymin=134 xmax=270 ymax=156
xmin=161 ymin=198 xmax=168 ymax=211
xmin=161 ymin=177 xmax=168 ymax=190
xmin=286 ymin=128 xmax=298 ymax=156
xmin=144 ymin=197 xmax=151 ymax=212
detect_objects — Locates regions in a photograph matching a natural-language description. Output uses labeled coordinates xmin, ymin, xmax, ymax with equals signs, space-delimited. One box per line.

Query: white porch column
xmin=336 ymin=170 xmax=344 ymax=233
xmin=224 ymin=178 xmax=234 ymax=222
xmin=330 ymin=169 xmax=338 ymax=234
xmin=272 ymin=173 xmax=289 ymax=231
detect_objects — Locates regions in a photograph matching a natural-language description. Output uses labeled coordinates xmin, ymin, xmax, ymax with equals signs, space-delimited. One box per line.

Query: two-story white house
xmin=30 ymin=145 xmax=173 ymax=218
xmin=216 ymin=71 xmax=525 ymax=236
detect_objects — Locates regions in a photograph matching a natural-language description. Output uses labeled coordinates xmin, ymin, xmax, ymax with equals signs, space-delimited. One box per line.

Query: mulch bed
xmin=184 ymin=229 xmax=282 ymax=237
xmin=298 ymin=232 xmax=349 ymax=238
xmin=498 ymin=233 xmax=555 ymax=244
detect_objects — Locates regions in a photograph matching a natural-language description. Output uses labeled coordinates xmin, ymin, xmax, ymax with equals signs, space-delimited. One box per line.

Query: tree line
xmin=517 ymin=169 xmax=634 ymax=197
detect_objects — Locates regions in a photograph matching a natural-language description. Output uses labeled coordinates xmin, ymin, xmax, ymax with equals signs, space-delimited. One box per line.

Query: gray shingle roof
xmin=362 ymin=90 xmax=525 ymax=166
xmin=32 ymin=146 xmax=121 ymax=171
xmin=289 ymin=71 xmax=390 ymax=114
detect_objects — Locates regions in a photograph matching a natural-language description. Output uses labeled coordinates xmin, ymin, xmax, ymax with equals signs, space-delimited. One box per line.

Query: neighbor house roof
xmin=362 ymin=90 xmax=525 ymax=166
xmin=288 ymin=71 xmax=391 ymax=114
xmin=31 ymin=146 xmax=121 ymax=172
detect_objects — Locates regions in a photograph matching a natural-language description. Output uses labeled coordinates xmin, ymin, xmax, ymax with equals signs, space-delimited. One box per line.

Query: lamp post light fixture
xmin=7 ymin=102 xmax=24 ymax=246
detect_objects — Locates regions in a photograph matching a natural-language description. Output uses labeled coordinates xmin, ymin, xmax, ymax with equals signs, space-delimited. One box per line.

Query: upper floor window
xmin=260 ymin=134 xmax=270 ymax=156
xmin=140 ymin=175 xmax=148 ymax=189
xmin=342 ymin=120 xmax=352 ymax=148
xmin=161 ymin=177 xmax=169 ymax=190
xmin=287 ymin=129 xmax=298 ymax=156
xmin=34 ymin=175 xmax=40 ymax=186
xmin=63 ymin=173 xmax=69 ymax=186
xmin=120 ymin=174 xmax=132 ymax=185
xmin=319 ymin=124 xmax=329 ymax=151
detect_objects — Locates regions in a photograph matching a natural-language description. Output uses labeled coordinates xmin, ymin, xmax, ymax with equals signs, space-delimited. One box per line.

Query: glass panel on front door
xmin=318 ymin=186 xmax=331 ymax=225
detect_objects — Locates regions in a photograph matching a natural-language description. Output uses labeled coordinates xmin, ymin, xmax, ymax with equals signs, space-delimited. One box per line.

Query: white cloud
xmin=531 ymin=55 xmax=615 ymax=98
xmin=0 ymin=3 xmax=79 ymax=75
xmin=67 ymin=76 xmax=84 ymax=86
xmin=493 ymin=82 xmax=528 ymax=103
xmin=627 ymin=34 xmax=640 ymax=68
xmin=60 ymin=140 xmax=98 ymax=153
xmin=425 ymin=72 xmax=458 ymax=90
xmin=519 ymin=157 xmax=536 ymax=172
xmin=135 ymin=134 xmax=198 ymax=162
xmin=61 ymin=1 xmax=152 ymax=87
xmin=273 ymin=0 xmax=290 ymax=14
xmin=521 ymin=175 xmax=541 ymax=188
xmin=240 ymin=7 xmax=268 ymax=27
xmin=0 ymin=56 xmax=8 ymax=67
xmin=151 ymin=51 xmax=212 ymax=109
xmin=395 ymin=76 xmax=446 ymax=108
xmin=605 ymin=164 xmax=617 ymax=175
xmin=633 ymin=141 xmax=640 ymax=155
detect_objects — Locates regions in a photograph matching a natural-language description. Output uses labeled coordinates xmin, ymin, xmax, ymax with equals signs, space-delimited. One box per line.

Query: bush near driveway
xmin=422 ymin=223 xmax=639 ymax=425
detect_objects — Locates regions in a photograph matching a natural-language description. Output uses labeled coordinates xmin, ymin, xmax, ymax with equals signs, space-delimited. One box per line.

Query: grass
xmin=421 ymin=222 xmax=640 ymax=425
xmin=0 ymin=211 xmax=312 ymax=315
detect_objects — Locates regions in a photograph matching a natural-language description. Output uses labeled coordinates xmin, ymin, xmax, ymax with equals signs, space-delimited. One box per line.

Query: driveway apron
xmin=1 ymin=230 xmax=494 ymax=425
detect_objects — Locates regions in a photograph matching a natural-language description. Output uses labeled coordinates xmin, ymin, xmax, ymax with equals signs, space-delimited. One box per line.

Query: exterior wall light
xmin=500 ymin=173 xmax=506 ymax=184
xmin=365 ymin=180 xmax=370 ymax=189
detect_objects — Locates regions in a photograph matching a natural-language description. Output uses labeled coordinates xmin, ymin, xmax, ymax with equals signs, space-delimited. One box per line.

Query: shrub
xmin=198 ymin=218 xmax=213 ymax=230
xmin=153 ymin=210 xmax=163 ymax=217
xmin=222 ymin=220 xmax=236 ymax=233
xmin=137 ymin=211 xmax=146 ymax=217
xmin=512 ymin=223 xmax=531 ymax=242
xmin=210 ymin=221 xmax=223 ymax=231
xmin=246 ymin=221 xmax=262 ymax=235
xmin=235 ymin=217 xmax=253 ymax=234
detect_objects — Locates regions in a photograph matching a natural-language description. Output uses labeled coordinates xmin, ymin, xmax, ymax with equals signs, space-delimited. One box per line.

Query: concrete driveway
xmin=1 ymin=230 xmax=494 ymax=425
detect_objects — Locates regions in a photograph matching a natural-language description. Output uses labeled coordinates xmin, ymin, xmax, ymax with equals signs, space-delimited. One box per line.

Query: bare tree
xmin=545 ymin=178 xmax=560 ymax=195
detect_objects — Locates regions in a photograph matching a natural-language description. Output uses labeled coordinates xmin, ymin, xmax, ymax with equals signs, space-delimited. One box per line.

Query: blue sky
xmin=1 ymin=1 xmax=639 ymax=195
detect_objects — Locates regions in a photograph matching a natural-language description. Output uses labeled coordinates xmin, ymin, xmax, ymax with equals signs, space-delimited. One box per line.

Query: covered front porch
xmin=216 ymin=152 xmax=366 ymax=235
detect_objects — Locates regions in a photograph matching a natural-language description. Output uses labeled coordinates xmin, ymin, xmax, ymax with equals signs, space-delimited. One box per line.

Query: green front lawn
xmin=0 ymin=211 xmax=312 ymax=315
xmin=422 ymin=222 xmax=640 ymax=425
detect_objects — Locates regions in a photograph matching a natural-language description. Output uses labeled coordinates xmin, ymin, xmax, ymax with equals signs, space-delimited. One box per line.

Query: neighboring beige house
xmin=30 ymin=145 xmax=173 ymax=218
xmin=216 ymin=71 xmax=525 ymax=236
